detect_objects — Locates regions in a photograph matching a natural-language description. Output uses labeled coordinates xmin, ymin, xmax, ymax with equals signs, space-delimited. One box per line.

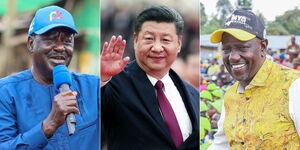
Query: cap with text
xmin=210 ymin=9 xmax=265 ymax=43
xmin=28 ymin=6 xmax=78 ymax=35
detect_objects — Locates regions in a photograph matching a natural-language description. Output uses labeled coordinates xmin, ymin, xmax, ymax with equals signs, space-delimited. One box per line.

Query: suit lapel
xmin=169 ymin=70 xmax=199 ymax=149
xmin=128 ymin=61 xmax=175 ymax=146
xmin=169 ymin=69 xmax=199 ymax=137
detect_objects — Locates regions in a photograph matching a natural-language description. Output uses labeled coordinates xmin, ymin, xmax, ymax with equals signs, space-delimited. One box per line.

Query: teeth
xmin=53 ymin=56 xmax=64 ymax=59
xmin=232 ymin=64 xmax=245 ymax=69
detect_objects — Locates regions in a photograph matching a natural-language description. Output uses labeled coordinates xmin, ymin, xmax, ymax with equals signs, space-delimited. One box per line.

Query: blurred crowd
xmin=200 ymin=35 xmax=300 ymax=149
xmin=273 ymin=36 xmax=300 ymax=70
xmin=200 ymin=58 xmax=232 ymax=149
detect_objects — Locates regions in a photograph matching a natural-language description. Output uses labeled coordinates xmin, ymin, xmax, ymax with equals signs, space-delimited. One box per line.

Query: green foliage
xmin=266 ymin=22 xmax=290 ymax=35
xmin=200 ymin=0 xmax=232 ymax=34
xmin=216 ymin=0 xmax=233 ymax=23
xmin=200 ymin=0 xmax=300 ymax=36
xmin=200 ymin=2 xmax=207 ymax=27
xmin=201 ymin=16 xmax=222 ymax=34
xmin=236 ymin=0 xmax=252 ymax=10
xmin=256 ymin=11 xmax=266 ymax=26
xmin=275 ymin=7 xmax=300 ymax=35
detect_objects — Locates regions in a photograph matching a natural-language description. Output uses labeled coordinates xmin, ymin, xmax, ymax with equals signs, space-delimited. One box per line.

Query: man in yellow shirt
xmin=208 ymin=9 xmax=300 ymax=149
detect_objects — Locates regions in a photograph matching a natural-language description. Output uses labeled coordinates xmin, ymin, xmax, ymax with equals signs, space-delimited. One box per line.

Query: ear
xmin=27 ymin=36 xmax=34 ymax=54
xmin=177 ymin=35 xmax=182 ymax=53
xmin=133 ymin=32 xmax=138 ymax=51
xmin=260 ymin=39 xmax=268 ymax=57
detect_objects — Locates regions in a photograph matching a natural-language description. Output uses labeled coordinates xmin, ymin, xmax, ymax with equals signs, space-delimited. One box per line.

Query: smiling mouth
xmin=231 ymin=64 xmax=246 ymax=70
xmin=49 ymin=55 xmax=67 ymax=64
xmin=149 ymin=55 xmax=165 ymax=59
xmin=50 ymin=56 xmax=65 ymax=60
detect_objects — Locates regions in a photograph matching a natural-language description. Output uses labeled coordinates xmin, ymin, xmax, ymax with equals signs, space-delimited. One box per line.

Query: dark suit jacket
xmin=102 ymin=60 xmax=199 ymax=150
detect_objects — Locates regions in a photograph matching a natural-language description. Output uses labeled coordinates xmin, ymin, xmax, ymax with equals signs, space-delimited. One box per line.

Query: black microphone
xmin=53 ymin=65 xmax=76 ymax=135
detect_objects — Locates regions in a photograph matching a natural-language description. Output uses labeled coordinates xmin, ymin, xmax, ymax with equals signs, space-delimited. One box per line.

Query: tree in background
xmin=266 ymin=22 xmax=290 ymax=35
xmin=236 ymin=0 xmax=252 ymax=10
xmin=201 ymin=15 xmax=222 ymax=34
xmin=201 ymin=0 xmax=300 ymax=36
xmin=256 ymin=11 xmax=266 ymax=26
xmin=274 ymin=7 xmax=300 ymax=35
xmin=216 ymin=0 xmax=233 ymax=24
xmin=200 ymin=2 xmax=207 ymax=27
xmin=201 ymin=0 xmax=232 ymax=34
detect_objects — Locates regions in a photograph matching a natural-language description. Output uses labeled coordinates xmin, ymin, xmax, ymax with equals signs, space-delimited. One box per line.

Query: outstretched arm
xmin=100 ymin=35 xmax=130 ymax=82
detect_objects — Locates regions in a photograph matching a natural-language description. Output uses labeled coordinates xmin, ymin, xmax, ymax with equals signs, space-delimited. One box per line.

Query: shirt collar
xmin=237 ymin=58 xmax=273 ymax=93
xmin=147 ymin=73 xmax=172 ymax=88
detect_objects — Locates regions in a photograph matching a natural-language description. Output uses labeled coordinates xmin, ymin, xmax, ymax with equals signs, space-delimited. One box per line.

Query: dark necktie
xmin=154 ymin=80 xmax=183 ymax=148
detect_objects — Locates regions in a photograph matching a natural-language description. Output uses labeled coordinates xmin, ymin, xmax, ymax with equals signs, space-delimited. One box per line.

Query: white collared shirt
xmin=208 ymin=78 xmax=300 ymax=150
xmin=147 ymin=73 xmax=192 ymax=141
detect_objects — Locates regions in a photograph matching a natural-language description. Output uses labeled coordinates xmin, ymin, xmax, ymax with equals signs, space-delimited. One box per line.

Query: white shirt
xmin=147 ymin=73 xmax=192 ymax=141
xmin=208 ymin=78 xmax=300 ymax=150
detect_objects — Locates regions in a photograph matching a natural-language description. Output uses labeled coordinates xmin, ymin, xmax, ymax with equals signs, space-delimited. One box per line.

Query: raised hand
xmin=101 ymin=35 xmax=130 ymax=81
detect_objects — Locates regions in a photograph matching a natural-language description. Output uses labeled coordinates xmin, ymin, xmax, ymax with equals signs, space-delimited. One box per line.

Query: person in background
xmin=286 ymin=35 xmax=300 ymax=64
xmin=207 ymin=58 xmax=220 ymax=76
xmin=184 ymin=51 xmax=200 ymax=89
xmin=217 ymin=64 xmax=232 ymax=86
xmin=292 ymin=57 xmax=300 ymax=71
xmin=200 ymin=101 xmax=212 ymax=150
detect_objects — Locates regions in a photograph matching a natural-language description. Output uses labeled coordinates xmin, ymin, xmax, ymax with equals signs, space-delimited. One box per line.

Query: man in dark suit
xmin=101 ymin=6 xmax=199 ymax=150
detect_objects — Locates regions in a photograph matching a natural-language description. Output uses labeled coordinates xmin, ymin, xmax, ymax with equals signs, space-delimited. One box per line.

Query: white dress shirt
xmin=147 ymin=73 xmax=192 ymax=141
xmin=208 ymin=78 xmax=300 ymax=150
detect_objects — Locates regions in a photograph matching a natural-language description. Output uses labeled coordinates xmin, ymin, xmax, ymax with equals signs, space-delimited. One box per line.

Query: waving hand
xmin=100 ymin=35 xmax=130 ymax=81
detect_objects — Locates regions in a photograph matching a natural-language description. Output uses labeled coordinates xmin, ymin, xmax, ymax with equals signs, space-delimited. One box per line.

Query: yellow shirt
xmin=223 ymin=59 xmax=300 ymax=149
xmin=207 ymin=64 xmax=220 ymax=75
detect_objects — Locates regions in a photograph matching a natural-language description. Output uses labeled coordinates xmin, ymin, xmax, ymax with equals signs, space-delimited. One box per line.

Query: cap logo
xmin=225 ymin=14 xmax=247 ymax=26
xmin=49 ymin=10 xmax=63 ymax=21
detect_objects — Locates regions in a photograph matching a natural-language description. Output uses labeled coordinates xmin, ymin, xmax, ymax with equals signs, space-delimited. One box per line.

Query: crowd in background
xmin=200 ymin=35 xmax=300 ymax=149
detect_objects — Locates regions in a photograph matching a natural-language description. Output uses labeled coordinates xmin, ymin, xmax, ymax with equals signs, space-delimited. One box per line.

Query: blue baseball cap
xmin=28 ymin=6 xmax=78 ymax=35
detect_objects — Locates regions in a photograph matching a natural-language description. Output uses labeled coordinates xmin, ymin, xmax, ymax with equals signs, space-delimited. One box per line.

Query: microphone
xmin=53 ymin=65 xmax=76 ymax=135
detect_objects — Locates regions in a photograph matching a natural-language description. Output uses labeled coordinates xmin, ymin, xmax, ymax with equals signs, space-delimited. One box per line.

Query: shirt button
xmin=241 ymin=142 xmax=245 ymax=145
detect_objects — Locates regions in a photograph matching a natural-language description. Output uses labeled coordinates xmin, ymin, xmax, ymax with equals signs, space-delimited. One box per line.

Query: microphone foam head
xmin=53 ymin=65 xmax=72 ymax=89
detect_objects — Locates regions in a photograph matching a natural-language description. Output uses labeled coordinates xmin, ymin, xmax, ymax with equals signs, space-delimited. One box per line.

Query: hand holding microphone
xmin=53 ymin=65 xmax=78 ymax=135
xmin=42 ymin=65 xmax=79 ymax=137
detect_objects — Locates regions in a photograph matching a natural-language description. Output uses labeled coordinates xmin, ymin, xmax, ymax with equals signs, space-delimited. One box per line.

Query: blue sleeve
xmin=0 ymin=97 xmax=48 ymax=149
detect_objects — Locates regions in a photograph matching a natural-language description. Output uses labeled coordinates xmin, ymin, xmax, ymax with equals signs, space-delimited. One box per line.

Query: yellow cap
xmin=210 ymin=28 xmax=256 ymax=43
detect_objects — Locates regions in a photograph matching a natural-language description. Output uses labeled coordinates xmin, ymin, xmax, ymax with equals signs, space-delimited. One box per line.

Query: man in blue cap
xmin=0 ymin=6 xmax=99 ymax=149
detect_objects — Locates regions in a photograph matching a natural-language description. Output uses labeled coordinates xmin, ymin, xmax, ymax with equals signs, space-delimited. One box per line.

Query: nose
xmin=53 ymin=41 xmax=65 ymax=51
xmin=151 ymin=41 xmax=163 ymax=52
xmin=53 ymin=39 xmax=65 ymax=52
xmin=228 ymin=49 xmax=241 ymax=62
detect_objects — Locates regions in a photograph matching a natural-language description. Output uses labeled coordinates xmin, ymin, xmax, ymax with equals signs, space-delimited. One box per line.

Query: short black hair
xmin=134 ymin=6 xmax=184 ymax=36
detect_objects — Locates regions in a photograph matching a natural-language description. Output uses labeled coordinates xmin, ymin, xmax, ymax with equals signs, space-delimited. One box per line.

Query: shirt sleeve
xmin=0 ymin=97 xmax=48 ymax=149
xmin=207 ymin=103 xmax=230 ymax=150
xmin=288 ymin=77 xmax=300 ymax=137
